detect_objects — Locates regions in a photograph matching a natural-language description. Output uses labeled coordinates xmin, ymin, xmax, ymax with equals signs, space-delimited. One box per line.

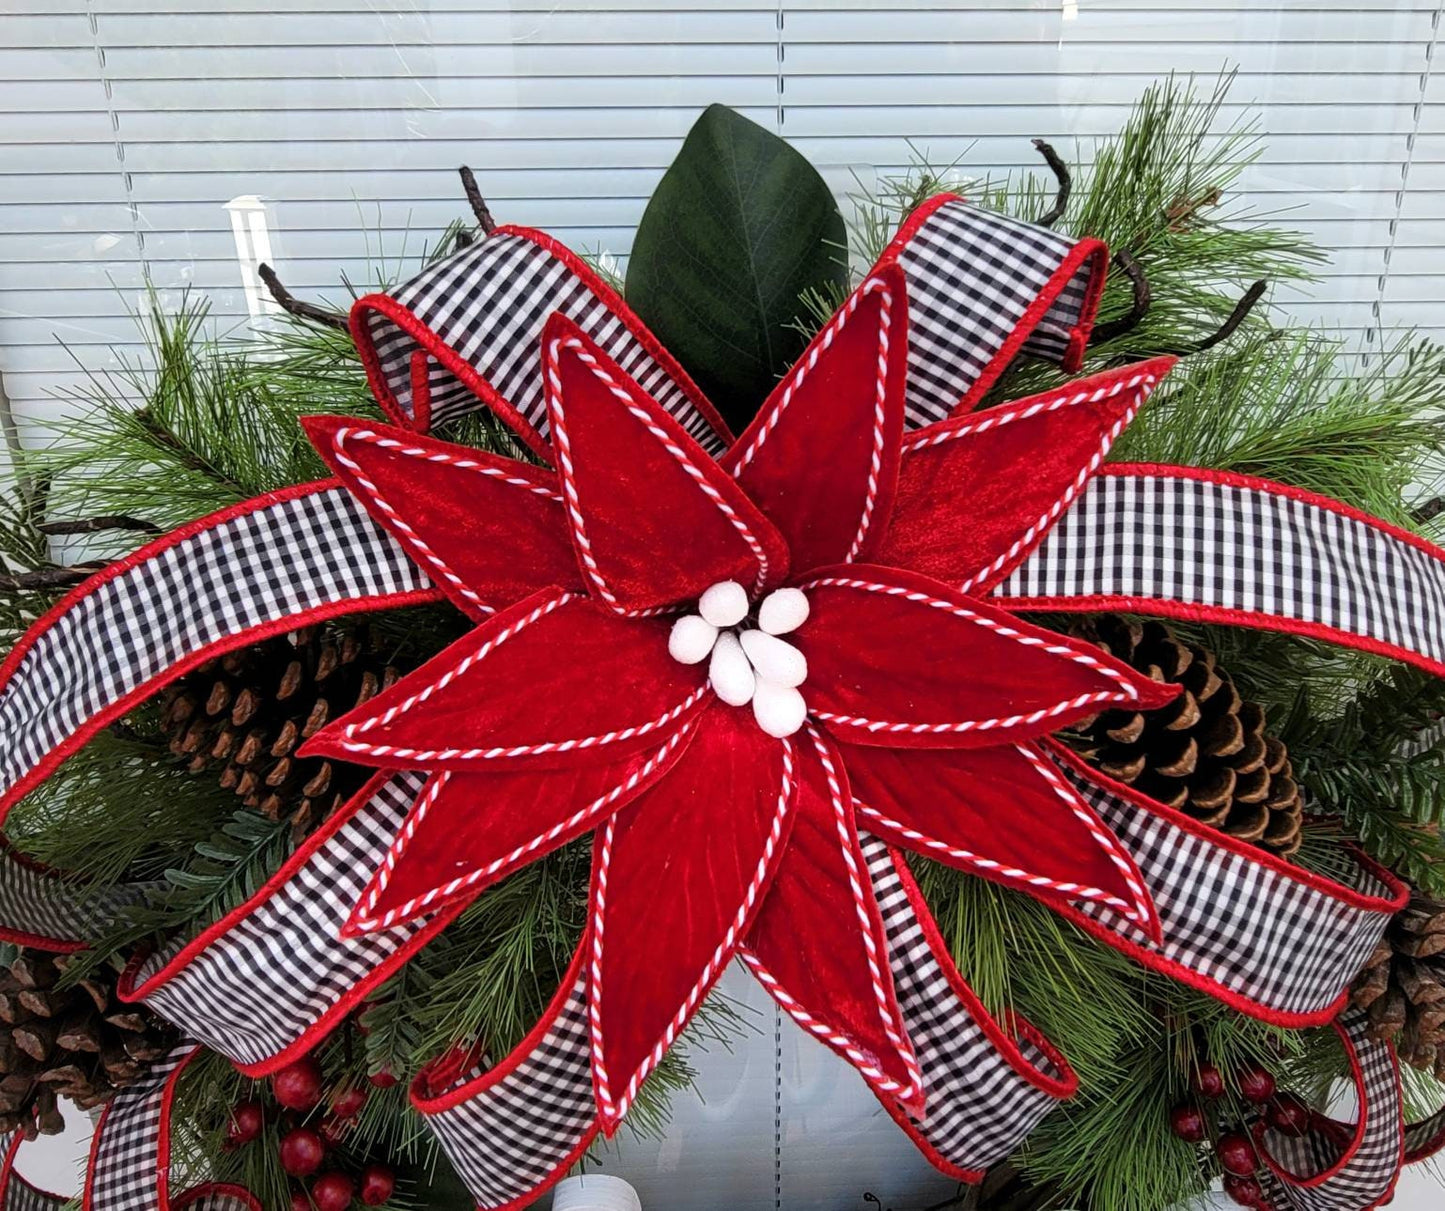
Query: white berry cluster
xmin=668 ymin=580 xmax=810 ymax=738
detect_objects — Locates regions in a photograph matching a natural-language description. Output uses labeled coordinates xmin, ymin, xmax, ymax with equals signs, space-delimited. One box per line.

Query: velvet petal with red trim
xmin=841 ymin=739 xmax=1157 ymax=934
xmin=589 ymin=700 xmax=798 ymax=1131
xmin=303 ymin=587 xmax=707 ymax=772
xmin=302 ymin=416 xmax=582 ymax=619
xmin=744 ymin=726 xmax=921 ymax=1108
xmin=725 ymin=266 xmax=909 ymax=572
xmin=794 ymin=565 xmax=1177 ymax=749
xmin=543 ymin=315 xmax=789 ymax=612
xmin=874 ymin=357 xmax=1175 ymax=595
xmin=348 ymin=721 xmax=701 ymax=934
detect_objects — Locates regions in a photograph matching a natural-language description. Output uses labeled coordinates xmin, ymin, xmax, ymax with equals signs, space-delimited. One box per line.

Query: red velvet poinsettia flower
xmin=300 ymin=265 xmax=1177 ymax=1131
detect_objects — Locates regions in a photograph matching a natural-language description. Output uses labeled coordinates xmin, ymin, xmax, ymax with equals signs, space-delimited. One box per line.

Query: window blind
xmin=2 ymin=0 xmax=1441 ymax=425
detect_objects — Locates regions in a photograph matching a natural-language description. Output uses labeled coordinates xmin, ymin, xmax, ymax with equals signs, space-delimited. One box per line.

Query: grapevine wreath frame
xmin=0 ymin=138 xmax=1444 ymax=1211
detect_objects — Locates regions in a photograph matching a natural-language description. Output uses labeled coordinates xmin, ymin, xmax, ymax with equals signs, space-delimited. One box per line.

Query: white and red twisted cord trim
xmin=589 ymin=736 xmax=797 ymax=1126
xmin=854 ymin=744 xmax=1154 ymax=934
xmin=326 ymin=426 xmax=565 ymax=616
xmin=900 ymin=370 xmax=1159 ymax=595
xmin=795 ymin=575 xmax=1143 ymax=736
xmin=351 ymin=722 xmax=698 ymax=932
xmin=727 ymin=274 xmax=897 ymax=564
xmin=546 ymin=336 xmax=778 ymax=606
xmin=337 ymin=589 xmax=710 ymax=761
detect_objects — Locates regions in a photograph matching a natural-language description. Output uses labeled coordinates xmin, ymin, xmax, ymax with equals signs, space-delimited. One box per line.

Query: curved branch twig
xmin=39 ymin=515 xmax=161 ymax=537
xmin=1088 ymin=250 xmax=1151 ymax=346
xmin=1178 ymin=280 xmax=1269 ymax=354
xmin=458 ymin=166 xmax=498 ymax=235
xmin=256 ymin=264 xmax=349 ymax=331
xmin=1031 ymin=138 xmax=1071 ymax=228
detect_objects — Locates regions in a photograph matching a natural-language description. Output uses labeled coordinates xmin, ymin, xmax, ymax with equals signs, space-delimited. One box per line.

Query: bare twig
xmin=458 ymin=166 xmax=498 ymax=235
xmin=1031 ymin=139 xmax=1071 ymax=228
xmin=1412 ymin=496 xmax=1445 ymax=524
xmin=1181 ymin=280 xmax=1268 ymax=354
xmin=255 ymin=264 xmax=349 ymax=332
xmin=39 ymin=515 xmax=161 ymax=537
xmin=0 ymin=563 xmax=107 ymax=593
xmin=1089 ymin=250 xmax=1151 ymax=345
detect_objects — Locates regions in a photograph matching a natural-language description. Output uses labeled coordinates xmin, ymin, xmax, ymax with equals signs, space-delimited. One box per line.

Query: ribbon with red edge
xmin=0 ymin=200 xmax=1441 ymax=1211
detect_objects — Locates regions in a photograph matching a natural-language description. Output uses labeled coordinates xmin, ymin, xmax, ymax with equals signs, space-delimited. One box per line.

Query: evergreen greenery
xmin=1 ymin=75 xmax=1442 ymax=1210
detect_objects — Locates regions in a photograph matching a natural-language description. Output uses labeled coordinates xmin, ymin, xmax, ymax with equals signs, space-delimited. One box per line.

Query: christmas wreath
xmin=1 ymin=81 xmax=1445 ymax=1211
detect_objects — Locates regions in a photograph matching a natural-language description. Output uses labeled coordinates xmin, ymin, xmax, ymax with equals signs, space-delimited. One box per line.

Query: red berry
xmin=319 ymin=1114 xmax=350 ymax=1146
xmin=1168 ymin=1103 xmax=1208 ymax=1143
xmin=1266 ymin=1092 xmax=1312 ymax=1139
xmin=273 ymin=1058 xmax=325 ymax=1112
xmin=359 ymin=1164 xmax=396 ymax=1206
xmin=1223 ymin=1174 xmax=1265 ymax=1208
xmin=1192 ymin=1062 xmax=1226 ymax=1100
xmin=367 ymin=1067 xmax=399 ymax=1089
xmin=1237 ymin=1063 xmax=1277 ymax=1105
xmin=330 ymin=1084 xmax=368 ymax=1119
xmin=279 ymin=1127 xmax=327 ymax=1177
xmin=1216 ymin=1131 xmax=1258 ymax=1177
xmin=226 ymin=1100 xmax=264 ymax=1144
xmin=290 ymin=1193 xmax=312 ymax=1211
xmin=311 ymin=1172 xmax=355 ymax=1211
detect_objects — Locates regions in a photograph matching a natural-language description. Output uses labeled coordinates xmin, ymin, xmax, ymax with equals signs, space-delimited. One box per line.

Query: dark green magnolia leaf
xmin=624 ymin=103 xmax=848 ymax=432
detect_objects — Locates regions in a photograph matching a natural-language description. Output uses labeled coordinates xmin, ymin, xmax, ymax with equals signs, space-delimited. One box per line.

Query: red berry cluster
xmin=1165 ymin=1061 xmax=1314 ymax=1210
xmin=223 ymin=1056 xmax=397 ymax=1209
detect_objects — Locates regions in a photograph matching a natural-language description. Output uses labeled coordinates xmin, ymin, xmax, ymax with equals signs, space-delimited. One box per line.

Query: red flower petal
xmin=303 ymin=415 xmax=582 ymax=618
xmin=723 ymin=266 xmax=909 ymax=573
xmin=346 ymin=722 xmax=699 ymax=933
xmin=842 ymin=739 xmax=1158 ymax=936
xmin=302 ymin=587 xmax=708 ymax=771
xmin=795 ymin=565 xmax=1176 ymax=748
xmin=588 ymin=700 xmax=798 ymax=1130
xmin=875 ymin=357 xmax=1175 ymax=594
xmin=742 ymin=725 xmax=921 ymax=1110
xmin=543 ymin=314 xmax=788 ymax=613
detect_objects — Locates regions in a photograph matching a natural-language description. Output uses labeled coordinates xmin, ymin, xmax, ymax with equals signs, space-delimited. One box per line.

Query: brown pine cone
xmin=0 ymin=950 xmax=176 ymax=1136
xmin=1060 ymin=615 xmax=1303 ymax=859
xmin=1351 ymin=892 xmax=1445 ymax=1078
xmin=158 ymin=625 xmax=399 ymax=837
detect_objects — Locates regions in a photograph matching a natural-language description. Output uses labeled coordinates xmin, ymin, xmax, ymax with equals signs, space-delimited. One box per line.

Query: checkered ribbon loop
xmin=0 ymin=842 xmax=143 ymax=953
xmin=83 ymin=1041 xmax=261 ymax=1211
xmin=352 ymin=198 xmax=1104 ymax=450
xmin=1049 ymin=747 xmax=1403 ymax=1024
xmin=119 ymin=772 xmax=462 ymax=1075
xmin=996 ymin=466 xmax=1445 ymax=678
xmin=1253 ymin=1010 xmax=1404 ymax=1211
xmin=0 ymin=1133 xmax=68 ymax=1211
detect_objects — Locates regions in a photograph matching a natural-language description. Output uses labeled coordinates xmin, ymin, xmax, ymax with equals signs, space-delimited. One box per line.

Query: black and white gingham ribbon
xmin=859 ymin=834 xmax=1072 ymax=1175
xmin=121 ymin=771 xmax=459 ymax=1074
xmin=355 ymin=200 xmax=1102 ymax=445
xmin=0 ymin=1133 xmax=67 ymax=1211
xmin=0 ymin=843 xmax=141 ymax=952
xmin=1255 ymin=1010 xmax=1403 ymax=1211
xmin=884 ymin=200 xmax=1101 ymax=428
xmin=1050 ymin=750 xmax=1400 ymax=1022
xmin=995 ymin=468 xmax=1445 ymax=676
xmin=416 ymin=958 xmax=596 ymax=1211
xmin=0 ymin=485 xmax=435 ymax=822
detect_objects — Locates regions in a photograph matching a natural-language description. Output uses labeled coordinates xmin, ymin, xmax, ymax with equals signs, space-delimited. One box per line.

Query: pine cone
xmin=1060 ymin=616 xmax=1304 ymax=859
xmin=1351 ymin=892 xmax=1445 ymax=1078
xmin=0 ymin=950 xmax=176 ymax=1137
xmin=159 ymin=626 xmax=398 ymax=837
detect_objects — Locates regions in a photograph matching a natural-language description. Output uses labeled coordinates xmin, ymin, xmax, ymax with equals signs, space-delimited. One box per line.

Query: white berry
xmin=758 ymin=587 xmax=809 ymax=636
xmin=739 ymin=630 xmax=807 ymax=688
xmin=708 ymin=630 xmax=756 ymax=706
xmin=668 ymin=614 xmax=718 ymax=665
xmin=698 ymin=580 xmax=749 ymax=628
xmin=752 ymin=680 xmax=807 ymax=738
